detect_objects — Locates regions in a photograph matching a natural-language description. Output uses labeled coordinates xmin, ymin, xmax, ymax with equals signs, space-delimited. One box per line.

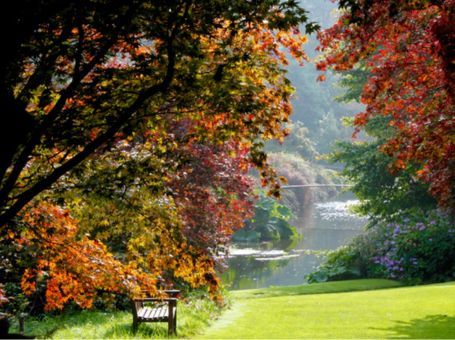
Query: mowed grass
xmin=202 ymin=279 xmax=455 ymax=339
xmin=11 ymin=279 xmax=455 ymax=338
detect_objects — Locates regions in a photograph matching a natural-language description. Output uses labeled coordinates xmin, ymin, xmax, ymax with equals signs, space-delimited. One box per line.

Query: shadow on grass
xmin=233 ymin=279 xmax=404 ymax=299
xmin=374 ymin=314 xmax=455 ymax=339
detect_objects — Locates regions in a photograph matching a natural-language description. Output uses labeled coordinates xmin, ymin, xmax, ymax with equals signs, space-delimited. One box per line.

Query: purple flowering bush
xmin=306 ymin=229 xmax=386 ymax=283
xmin=307 ymin=211 xmax=455 ymax=283
xmin=372 ymin=212 xmax=455 ymax=282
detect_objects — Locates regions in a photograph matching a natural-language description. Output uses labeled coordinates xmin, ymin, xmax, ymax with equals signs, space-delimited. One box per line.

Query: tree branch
xmin=0 ymin=17 xmax=178 ymax=227
xmin=0 ymin=14 xmax=130 ymax=206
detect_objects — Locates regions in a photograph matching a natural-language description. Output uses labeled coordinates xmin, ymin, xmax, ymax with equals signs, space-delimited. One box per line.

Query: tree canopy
xmin=317 ymin=0 xmax=454 ymax=210
xmin=0 ymin=0 xmax=319 ymax=310
xmin=0 ymin=0 xmax=318 ymax=227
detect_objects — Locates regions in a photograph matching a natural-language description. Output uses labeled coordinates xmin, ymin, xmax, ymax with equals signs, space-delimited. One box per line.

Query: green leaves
xmin=238 ymin=195 xmax=297 ymax=242
xmin=319 ymin=0 xmax=455 ymax=209
xmin=331 ymin=139 xmax=436 ymax=220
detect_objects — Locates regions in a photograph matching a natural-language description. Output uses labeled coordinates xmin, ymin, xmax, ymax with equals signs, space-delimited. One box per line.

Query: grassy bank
xmin=203 ymin=279 xmax=455 ymax=339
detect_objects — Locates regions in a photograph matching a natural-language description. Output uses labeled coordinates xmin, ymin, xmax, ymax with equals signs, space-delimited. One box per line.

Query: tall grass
xmin=9 ymin=296 xmax=223 ymax=339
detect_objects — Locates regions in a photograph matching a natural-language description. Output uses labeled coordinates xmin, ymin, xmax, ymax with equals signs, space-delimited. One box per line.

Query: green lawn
xmin=12 ymin=279 xmax=455 ymax=338
xmin=202 ymin=279 xmax=455 ymax=339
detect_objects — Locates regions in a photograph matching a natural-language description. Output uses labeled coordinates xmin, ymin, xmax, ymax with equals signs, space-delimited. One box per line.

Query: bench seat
xmin=132 ymin=290 xmax=179 ymax=335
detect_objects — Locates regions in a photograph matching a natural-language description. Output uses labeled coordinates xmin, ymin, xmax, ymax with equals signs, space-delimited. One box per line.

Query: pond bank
xmin=222 ymin=193 xmax=367 ymax=290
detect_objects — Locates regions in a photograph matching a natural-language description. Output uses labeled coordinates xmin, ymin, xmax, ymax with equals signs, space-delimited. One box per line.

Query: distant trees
xmin=332 ymin=68 xmax=437 ymax=220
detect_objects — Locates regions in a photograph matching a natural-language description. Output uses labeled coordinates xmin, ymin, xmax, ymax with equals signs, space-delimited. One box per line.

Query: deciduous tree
xmin=0 ymin=0 xmax=317 ymax=227
xmin=317 ymin=0 xmax=454 ymax=209
xmin=1 ymin=202 xmax=156 ymax=311
xmin=1 ymin=0 xmax=319 ymax=309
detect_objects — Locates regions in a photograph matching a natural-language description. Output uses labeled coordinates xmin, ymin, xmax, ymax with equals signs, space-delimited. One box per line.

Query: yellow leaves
xmin=146 ymin=224 xmax=221 ymax=297
xmin=17 ymin=202 xmax=157 ymax=311
xmin=99 ymin=218 xmax=110 ymax=227
xmin=6 ymin=229 xmax=15 ymax=239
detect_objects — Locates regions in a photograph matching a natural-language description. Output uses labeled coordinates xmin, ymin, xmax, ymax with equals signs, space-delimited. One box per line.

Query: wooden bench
xmin=132 ymin=290 xmax=179 ymax=335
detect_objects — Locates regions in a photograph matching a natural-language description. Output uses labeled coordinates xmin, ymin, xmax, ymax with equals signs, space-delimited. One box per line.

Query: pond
xmin=221 ymin=192 xmax=367 ymax=290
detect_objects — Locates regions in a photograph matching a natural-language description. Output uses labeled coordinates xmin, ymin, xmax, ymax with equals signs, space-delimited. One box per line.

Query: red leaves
xmin=319 ymin=0 xmax=455 ymax=208
xmin=316 ymin=61 xmax=327 ymax=71
xmin=170 ymin=141 xmax=255 ymax=250
xmin=353 ymin=112 xmax=368 ymax=126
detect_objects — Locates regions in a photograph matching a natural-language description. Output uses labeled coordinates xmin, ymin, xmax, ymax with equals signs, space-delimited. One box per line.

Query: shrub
xmin=233 ymin=196 xmax=297 ymax=243
xmin=372 ymin=211 xmax=455 ymax=283
xmin=306 ymin=239 xmax=384 ymax=283
xmin=307 ymin=210 xmax=455 ymax=284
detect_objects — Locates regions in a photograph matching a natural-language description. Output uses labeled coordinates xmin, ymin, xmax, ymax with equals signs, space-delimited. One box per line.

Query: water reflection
xmin=221 ymin=194 xmax=367 ymax=290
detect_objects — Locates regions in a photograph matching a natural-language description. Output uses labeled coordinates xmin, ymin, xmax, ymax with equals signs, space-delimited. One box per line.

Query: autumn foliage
xmin=171 ymin=142 xmax=255 ymax=250
xmin=3 ymin=202 xmax=155 ymax=311
xmin=0 ymin=1 xmax=318 ymax=311
xmin=0 ymin=0 xmax=314 ymax=226
xmin=317 ymin=0 xmax=455 ymax=208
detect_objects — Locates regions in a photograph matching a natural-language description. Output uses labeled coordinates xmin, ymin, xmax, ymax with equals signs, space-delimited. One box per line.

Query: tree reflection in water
xmin=222 ymin=194 xmax=367 ymax=290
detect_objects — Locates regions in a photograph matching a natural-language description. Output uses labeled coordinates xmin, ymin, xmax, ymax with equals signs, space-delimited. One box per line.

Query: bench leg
xmin=168 ymin=319 xmax=174 ymax=336
xmin=19 ymin=315 xmax=25 ymax=335
xmin=168 ymin=310 xmax=177 ymax=336
xmin=132 ymin=320 xmax=138 ymax=334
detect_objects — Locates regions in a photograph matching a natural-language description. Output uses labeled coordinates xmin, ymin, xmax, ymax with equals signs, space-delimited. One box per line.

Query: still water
xmin=221 ymin=193 xmax=367 ymax=290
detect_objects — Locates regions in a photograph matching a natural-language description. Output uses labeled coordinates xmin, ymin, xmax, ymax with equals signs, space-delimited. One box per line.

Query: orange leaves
xmin=3 ymin=3 xmax=318 ymax=308
xmin=416 ymin=165 xmax=430 ymax=179
xmin=89 ymin=127 xmax=102 ymax=140
xmin=17 ymin=202 xmax=156 ymax=311
xmin=394 ymin=159 xmax=407 ymax=170
xmin=353 ymin=112 xmax=368 ymax=126
xmin=241 ymin=24 xmax=309 ymax=67
xmin=319 ymin=0 xmax=455 ymax=208
xmin=147 ymin=231 xmax=222 ymax=301
xmin=20 ymin=268 xmax=37 ymax=296
xmin=135 ymin=45 xmax=151 ymax=56
xmin=44 ymin=271 xmax=92 ymax=311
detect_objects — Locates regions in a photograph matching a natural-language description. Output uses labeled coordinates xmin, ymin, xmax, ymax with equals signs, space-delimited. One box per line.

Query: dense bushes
xmin=232 ymin=196 xmax=298 ymax=243
xmin=307 ymin=211 xmax=455 ymax=284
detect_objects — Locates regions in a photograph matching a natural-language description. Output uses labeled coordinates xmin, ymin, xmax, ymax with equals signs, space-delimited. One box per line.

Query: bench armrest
xmin=140 ymin=289 xmax=180 ymax=296
xmin=163 ymin=289 xmax=180 ymax=297
xmin=134 ymin=297 xmax=178 ymax=303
